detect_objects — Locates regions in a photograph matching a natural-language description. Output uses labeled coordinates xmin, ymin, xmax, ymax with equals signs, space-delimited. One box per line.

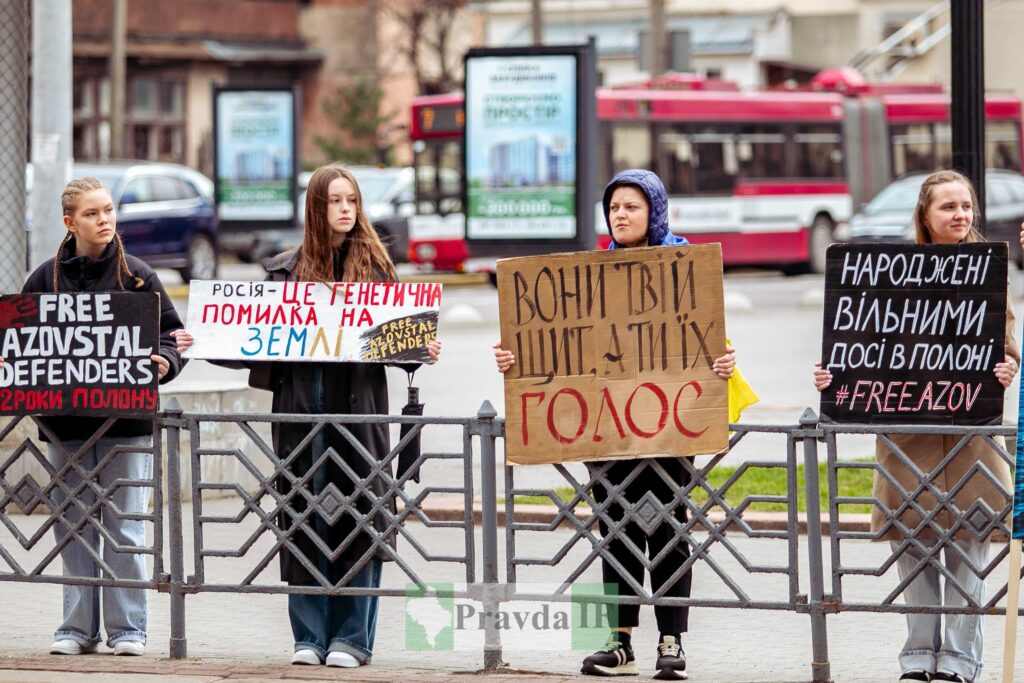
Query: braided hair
xmin=53 ymin=177 xmax=144 ymax=292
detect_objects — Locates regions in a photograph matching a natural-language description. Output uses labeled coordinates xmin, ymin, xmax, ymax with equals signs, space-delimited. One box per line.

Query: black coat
xmin=21 ymin=237 xmax=185 ymax=442
xmin=245 ymin=249 xmax=404 ymax=584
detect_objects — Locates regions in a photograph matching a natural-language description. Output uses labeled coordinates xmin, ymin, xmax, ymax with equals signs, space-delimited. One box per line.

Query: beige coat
xmin=870 ymin=298 xmax=1018 ymax=541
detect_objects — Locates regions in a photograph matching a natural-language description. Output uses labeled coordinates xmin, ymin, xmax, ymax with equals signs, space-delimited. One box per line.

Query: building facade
xmin=66 ymin=0 xmax=481 ymax=174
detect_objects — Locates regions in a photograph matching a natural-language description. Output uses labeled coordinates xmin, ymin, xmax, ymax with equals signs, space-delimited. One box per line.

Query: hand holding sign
xmin=171 ymin=329 xmax=194 ymax=354
xmin=425 ymin=339 xmax=442 ymax=364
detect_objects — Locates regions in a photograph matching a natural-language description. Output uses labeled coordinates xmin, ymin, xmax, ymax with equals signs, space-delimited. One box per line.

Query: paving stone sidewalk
xmin=0 ymin=498 xmax=1021 ymax=682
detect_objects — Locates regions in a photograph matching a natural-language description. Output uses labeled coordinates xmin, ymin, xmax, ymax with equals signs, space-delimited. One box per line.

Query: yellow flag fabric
xmin=727 ymin=367 xmax=759 ymax=424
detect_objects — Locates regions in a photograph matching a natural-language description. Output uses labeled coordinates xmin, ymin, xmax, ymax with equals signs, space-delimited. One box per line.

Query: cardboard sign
xmin=184 ymin=280 xmax=442 ymax=363
xmin=498 ymin=244 xmax=729 ymax=466
xmin=820 ymin=243 xmax=1007 ymax=424
xmin=0 ymin=292 xmax=160 ymax=416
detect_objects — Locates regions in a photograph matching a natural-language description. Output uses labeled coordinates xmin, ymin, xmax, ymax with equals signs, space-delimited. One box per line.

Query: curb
xmin=0 ymin=657 xmax=515 ymax=682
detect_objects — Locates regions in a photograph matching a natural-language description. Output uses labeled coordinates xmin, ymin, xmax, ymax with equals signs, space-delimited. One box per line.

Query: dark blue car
xmin=76 ymin=161 xmax=220 ymax=281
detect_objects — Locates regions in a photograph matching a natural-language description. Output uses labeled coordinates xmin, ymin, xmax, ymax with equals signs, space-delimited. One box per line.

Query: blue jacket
xmin=602 ymin=169 xmax=688 ymax=249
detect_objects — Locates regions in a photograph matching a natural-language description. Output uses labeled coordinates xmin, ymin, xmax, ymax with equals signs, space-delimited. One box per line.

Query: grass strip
xmin=505 ymin=458 xmax=876 ymax=514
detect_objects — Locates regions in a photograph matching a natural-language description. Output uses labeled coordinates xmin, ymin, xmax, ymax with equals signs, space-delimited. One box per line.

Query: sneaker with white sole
xmin=653 ymin=635 xmax=687 ymax=680
xmin=49 ymin=639 xmax=98 ymax=655
xmin=581 ymin=633 xmax=638 ymax=676
xmin=291 ymin=648 xmax=321 ymax=665
xmin=112 ymin=641 xmax=145 ymax=656
xmin=326 ymin=651 xmax=360 ymax=668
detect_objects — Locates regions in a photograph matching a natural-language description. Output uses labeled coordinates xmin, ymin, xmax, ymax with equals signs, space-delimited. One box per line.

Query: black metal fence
xmin=0 ymin=399 xmax=1021 ymax=682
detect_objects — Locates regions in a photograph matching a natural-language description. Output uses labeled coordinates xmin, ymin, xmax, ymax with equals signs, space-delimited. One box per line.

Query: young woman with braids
xmin=0 ymin=177 xmax=192 ymax=656
xmin=206 ymin=163 xmax=440 ymax=668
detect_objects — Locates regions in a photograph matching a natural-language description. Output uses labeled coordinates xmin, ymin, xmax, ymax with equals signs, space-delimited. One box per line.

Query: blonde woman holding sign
xmin=0 ymin=177 xmax=190 ymax=657
xmin=817 ymin=170 xmax=1018 ymax=683
xmin=205 ymin=163 xmax=439 ymax=668
xmin=495 ymin=169 xmax=743 ymax=680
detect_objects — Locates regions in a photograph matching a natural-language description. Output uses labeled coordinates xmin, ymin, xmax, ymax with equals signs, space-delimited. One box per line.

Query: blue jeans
xmin=892 ymin=538 xmax=989 ymax=681
xmin=46 ymin=436 xmax=153 ymax=647
xmin=288 ymin=559 xmax=383 ymax=663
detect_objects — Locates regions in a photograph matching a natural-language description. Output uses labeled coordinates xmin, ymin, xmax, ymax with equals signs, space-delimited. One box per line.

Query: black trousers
xmin=590 ymin=457 xmax=692 ymax=634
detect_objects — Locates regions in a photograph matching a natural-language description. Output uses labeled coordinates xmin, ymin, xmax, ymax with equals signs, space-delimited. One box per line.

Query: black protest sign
xmin=820 ymin=243 xmax=1007 ymax=425
xmin=0 ymin=292 xmax=161 ymax=416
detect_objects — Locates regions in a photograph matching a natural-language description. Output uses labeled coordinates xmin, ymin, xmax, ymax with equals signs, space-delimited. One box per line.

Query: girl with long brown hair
xmin=225 ymin=163 xmax=439 ymax=668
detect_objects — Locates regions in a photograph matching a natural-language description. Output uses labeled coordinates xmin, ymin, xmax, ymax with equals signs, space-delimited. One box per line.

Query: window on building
xmin=73 ymin=70 xmax=187 ymax=164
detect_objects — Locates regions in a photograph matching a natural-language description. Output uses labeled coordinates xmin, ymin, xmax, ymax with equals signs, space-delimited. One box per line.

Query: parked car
xmin=841 ymin=169 xmax=1024 ymax=267
xmin=49 ymin=161 xmax=220 ymax=281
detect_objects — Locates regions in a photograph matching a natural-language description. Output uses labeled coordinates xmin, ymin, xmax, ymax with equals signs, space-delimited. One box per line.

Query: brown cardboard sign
xmin=497 ymin=244 xmax=729 ymax=466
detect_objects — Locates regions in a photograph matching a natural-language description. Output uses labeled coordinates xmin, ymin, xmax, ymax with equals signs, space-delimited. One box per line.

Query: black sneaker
xmin=581 ymin=634 xmax=638 ymax=676
xmin=653 ymin=635 xmax=687 ymax=680
xmin=930 ymin=672 xmax=965 ymax=682
xmin=899 ymin=671 xmax=931 ymax=682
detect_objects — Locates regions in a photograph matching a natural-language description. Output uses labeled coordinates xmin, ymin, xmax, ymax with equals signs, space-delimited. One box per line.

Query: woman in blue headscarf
xmin=495 ymin=169 xmax=736 ymax=680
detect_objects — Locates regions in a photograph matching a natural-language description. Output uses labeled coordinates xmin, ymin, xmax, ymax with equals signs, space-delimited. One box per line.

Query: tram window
xmin=986 ymin=121 xmax=1021 ymax=171
xmin=414 ymin=139 xmax=462 ymax=215
xmin=795 ymin=125 xmax=843 ymax=179
xmin=690 ymin=128 xmax=736 ymax=195
xmin=657 ymin=128 xmax=695 ymax=195
xmin=610 ymin=125 xmax=652 ymax=176
xmin=735 ymin=125 xmax=786 ymax=179
xmin=891 ymin=124 xmax=934 ymax=177
xmin=935 ymin=124 xmax=952 ymax=170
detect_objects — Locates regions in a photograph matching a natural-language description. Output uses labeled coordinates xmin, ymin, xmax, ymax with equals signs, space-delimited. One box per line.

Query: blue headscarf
xmin=601 ymin=169 xmax=688 ymax=249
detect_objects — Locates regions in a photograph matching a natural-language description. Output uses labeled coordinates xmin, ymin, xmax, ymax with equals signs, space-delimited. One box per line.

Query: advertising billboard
xmin=465 ymin=54 xmax=578 ymax=240
xmin=213 ymin=87 xmax=297 ymax=225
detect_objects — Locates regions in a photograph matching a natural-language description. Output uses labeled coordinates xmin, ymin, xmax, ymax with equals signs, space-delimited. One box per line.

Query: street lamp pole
xmin=950 ymin=0 xmax=985 ymax=232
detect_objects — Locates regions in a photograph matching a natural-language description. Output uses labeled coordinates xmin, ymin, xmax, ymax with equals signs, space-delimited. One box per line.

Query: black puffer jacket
xmin=21 ymin=237 xmax=185 ymax=442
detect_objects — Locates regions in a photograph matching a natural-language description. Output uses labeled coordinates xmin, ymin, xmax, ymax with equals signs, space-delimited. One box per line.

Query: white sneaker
xmin=291 ymin=648 xmax=321 ymax=665
xmin=49 ymin=639 xmax=97 ymax=655
xmin=326 ymin=651 xmax=360 ymax=668
xmin=112 ymin=641 xmax=145 ymax=656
